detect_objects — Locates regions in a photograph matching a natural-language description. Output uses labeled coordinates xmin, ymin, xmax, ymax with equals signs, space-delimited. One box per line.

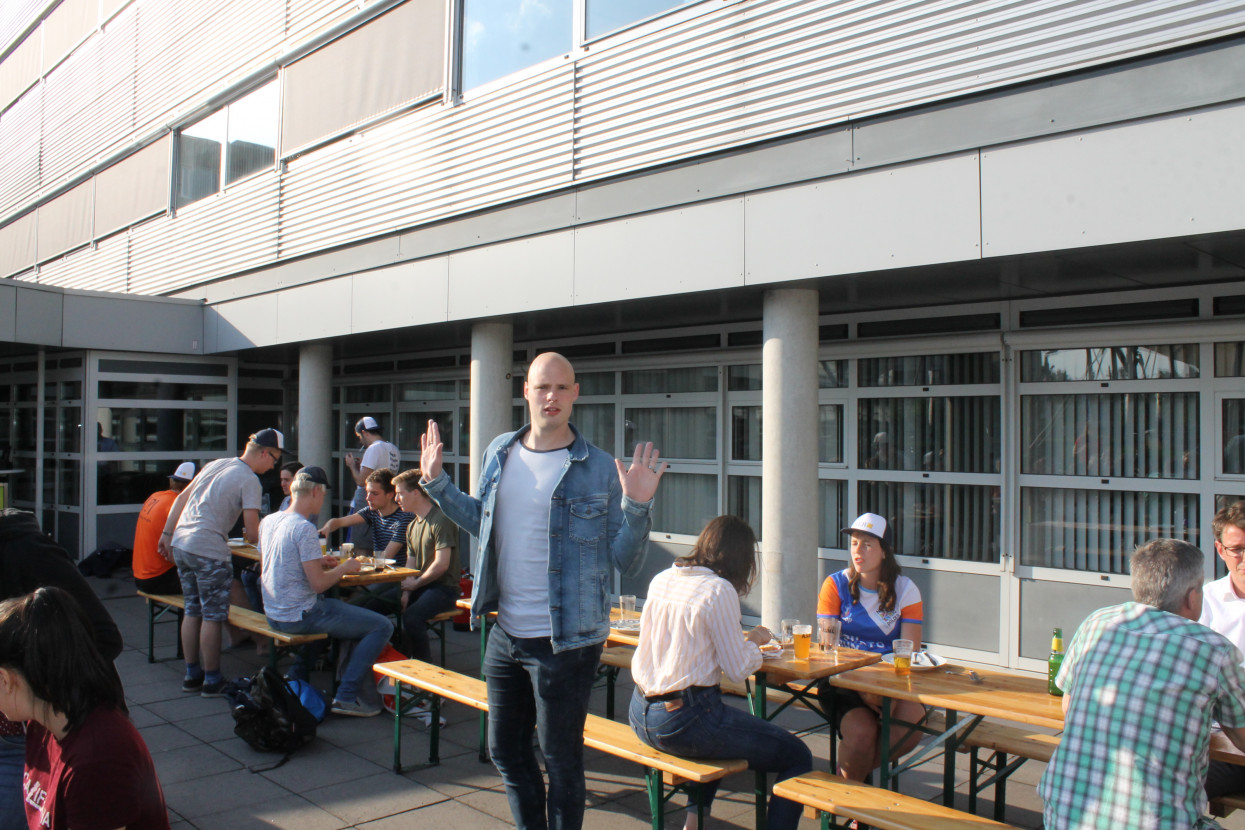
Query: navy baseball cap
xmin=299 ymin=466 xmax=331 ymax=488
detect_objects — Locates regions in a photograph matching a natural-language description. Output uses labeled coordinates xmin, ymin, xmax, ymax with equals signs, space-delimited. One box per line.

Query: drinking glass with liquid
xmin=792 ymin=624 xmax=812 ymax=660
xmin=892 ymin=638 xmax=914 ymax=676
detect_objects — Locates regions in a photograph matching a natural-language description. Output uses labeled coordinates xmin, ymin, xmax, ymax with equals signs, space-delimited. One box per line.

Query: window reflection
xmin=1021 ymin=344 xmax=1199 ymax=382
xmin=858 ymin=397 xmax=999 ymax=473
xmin=858 ymin=481 xmax=999 ymax=563
xmin=461 ymin=0 xmax=572 ymax=90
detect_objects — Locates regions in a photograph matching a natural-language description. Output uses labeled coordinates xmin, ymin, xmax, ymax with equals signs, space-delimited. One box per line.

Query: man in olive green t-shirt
xmin=393 ymin=469 xmax=460 ymax=661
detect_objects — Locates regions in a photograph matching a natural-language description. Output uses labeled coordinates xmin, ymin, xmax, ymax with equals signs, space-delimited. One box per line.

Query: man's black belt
xmin=644 ymin=684 xmax=719 ymax=703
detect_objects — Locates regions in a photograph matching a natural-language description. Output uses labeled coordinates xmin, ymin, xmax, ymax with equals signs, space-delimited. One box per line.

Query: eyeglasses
xmin=1219 ymin=543 xmax=1245 ymax=559
xmin=267 ymin=451 xmax=282 ymax=465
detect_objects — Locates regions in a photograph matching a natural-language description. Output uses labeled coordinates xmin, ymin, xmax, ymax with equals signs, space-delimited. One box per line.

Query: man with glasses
xmin=1199 ymin=500 xmax=1245 ymax=799
xmin=158 ymin=428 xmax=284 ymax=698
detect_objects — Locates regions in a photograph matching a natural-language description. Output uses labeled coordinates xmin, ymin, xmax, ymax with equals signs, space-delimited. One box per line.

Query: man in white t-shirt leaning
xmin=420 ymin=352 xmax=667 ymax=830
xmin=344 ymin=416 xmax=400 ymax=518
xmin=159 ymin=428 xmax=283 ymax=698
xmin=1199 ymin=500 xmax=1245 ymax=799
xmin=259 ymin=466 xmax=393 ymax=717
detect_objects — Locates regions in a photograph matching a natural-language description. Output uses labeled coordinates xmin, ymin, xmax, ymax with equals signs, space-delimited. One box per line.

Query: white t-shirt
xmin=170 ymin=457 xmax=261 ymax=561
xmin=494 ymin=443 xmax=568 ymax=638
xmin=1200 ymin=574 xmax=1245 ymax=665
xmin=259 ymin=510 xmax=322 ymax=623
xmin=361 ymin=440 xmax=401 ymax=473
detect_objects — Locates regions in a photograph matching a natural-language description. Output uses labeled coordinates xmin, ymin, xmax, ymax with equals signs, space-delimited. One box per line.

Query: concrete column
xmin=761 ymin=287 xmax=820 ymax=631
xmin=470 ymin=320 xmax=513 ymax=496
xmin=298 ymin=342 xmax=334 ymax=470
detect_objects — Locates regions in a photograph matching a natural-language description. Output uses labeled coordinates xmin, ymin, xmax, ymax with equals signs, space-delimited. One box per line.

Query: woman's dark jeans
xmin=628 ymin=685 xmax=813 ymax=830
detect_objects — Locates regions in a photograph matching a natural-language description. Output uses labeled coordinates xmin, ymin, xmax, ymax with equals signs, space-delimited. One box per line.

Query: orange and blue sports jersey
xmin=817 ymin=569 xmax=923 ymax=653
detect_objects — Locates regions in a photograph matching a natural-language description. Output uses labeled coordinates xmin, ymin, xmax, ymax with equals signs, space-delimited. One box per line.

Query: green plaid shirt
xmin=1039 ymin=602 xmax=1245 ymax=829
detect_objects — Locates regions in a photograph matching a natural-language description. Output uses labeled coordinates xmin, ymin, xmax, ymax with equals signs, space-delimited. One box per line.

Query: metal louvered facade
xmin=2 ymin=0 xmax=1245 ymax=295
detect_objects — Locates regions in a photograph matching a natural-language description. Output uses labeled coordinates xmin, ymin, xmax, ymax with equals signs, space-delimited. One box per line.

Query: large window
xmin=176 ymin=81 xmax=278 ymax=208
xmin=1019 ymin=344 xmax=1202 ymax=573
xmin=460 ymin=0 xmax=709 ymax=90
xmin=460 ymin=0 xmax=572 ymax=91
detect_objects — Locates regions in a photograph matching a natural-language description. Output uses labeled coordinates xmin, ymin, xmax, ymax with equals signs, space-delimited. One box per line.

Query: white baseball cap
xmin=170 ymin=462 xmax=195 ymax=482
xmin=842 ymin=512 xmax=893 ymax=549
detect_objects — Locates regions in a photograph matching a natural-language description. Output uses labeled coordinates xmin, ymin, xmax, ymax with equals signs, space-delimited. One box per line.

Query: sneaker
xmin=200 ymin=679 xmax=227 ymax=698
xmin=331 ymin=698 xmax=382 ymax=718
xmin=181 ymin=675 xmax=204 ymax=693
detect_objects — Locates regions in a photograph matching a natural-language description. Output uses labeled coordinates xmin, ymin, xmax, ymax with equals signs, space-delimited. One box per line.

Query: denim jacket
xmin=424 ymin=424 xmax=652 ymax=652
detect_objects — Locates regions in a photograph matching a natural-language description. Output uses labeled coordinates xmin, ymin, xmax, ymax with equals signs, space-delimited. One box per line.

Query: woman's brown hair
xmin=683 ymin=515 xmax=758 ymax=596
xmin=846 ymin=531 xmax=903 ymax=613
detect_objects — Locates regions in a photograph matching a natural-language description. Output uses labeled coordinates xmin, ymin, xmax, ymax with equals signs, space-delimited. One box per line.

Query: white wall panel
xmin=41 ymin=0 xmax=95 ymax=73
xmin=745 ymin=152 xmax=982 ymax=283
xmin=981 ymin=104 xmax=1245 ymax=257
xmin=274 ymin=278 xmax=353 ymax=343
xmin=36 ymin=178 xmax=92 ymax=261
xmin=447 ymin=232 xmax=574 ymax=320
xmin=0 ymin=87 xmax=40 ymax=217
xmin=35 ymin=232 xmax=129 ymax=292
xmin=351 ymin=258 xmax=449 ymax=333
xmin=206 ymin=293 xmax=279 ymax=352
xmin=279 ymin=67 xmax=575 ymax=258
xmin=573 ymin=199 xmax=745 ymax=305
xmin=128 ymin=173 xmax=279 ymax=295
xmin=573 ymin=0 xmax=1245 ymax=182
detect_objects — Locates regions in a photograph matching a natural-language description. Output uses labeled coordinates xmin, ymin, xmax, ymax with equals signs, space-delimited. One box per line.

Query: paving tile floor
xmin=85 ymin=573 xmax=1245 ymax=830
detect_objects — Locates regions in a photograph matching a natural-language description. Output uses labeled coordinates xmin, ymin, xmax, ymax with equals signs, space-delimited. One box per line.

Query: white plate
xmin=227 ymin=538 xmax=246 ymax=548
xmin=881 ymin=651 xmax=946 ymax=671
xmin=611 ymin=619 xmax=641 ymax=632
xmin=759 ymin=642 xmax=784 ymax=659
xmin=354 ymin=564 xmax=377 ymax=574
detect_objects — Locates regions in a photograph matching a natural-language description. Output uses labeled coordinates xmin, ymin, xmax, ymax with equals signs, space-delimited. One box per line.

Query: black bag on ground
xmin=226 ymin=667 xmax=318 ymax=755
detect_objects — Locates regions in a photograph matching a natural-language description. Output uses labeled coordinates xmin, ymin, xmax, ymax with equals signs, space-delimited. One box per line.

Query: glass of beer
xmin=619 ymin=595 xmax=636 ymax=619
xmin=341 ymin=542 xmax=354 ymax=559
xmin=892 ymin=639 xmax=914 ymax=676
xmin=792 ymin=624 xmax=812 ymax=660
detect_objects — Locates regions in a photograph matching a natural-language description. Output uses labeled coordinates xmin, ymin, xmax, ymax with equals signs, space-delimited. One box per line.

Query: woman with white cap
xmin=816 ymin=512 xmax=926 ymax=783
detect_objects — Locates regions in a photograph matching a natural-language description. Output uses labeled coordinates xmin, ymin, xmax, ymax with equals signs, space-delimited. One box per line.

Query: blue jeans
xmin=628 ymin=686 xmax=813 ymax=830
xmin=402 ymin=583 xmax=460 ymax=662
xmin=0 ymin=734 xmax=24 ymax=830
xmin=269 ymin=598 xmax=392 ymax=703
xmin=484 ymin=625 xmax=602 ymax=830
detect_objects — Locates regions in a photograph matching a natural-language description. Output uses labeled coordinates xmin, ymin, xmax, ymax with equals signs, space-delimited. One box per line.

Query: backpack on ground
xmin=226 ymin=667 xmax=318 ymax=761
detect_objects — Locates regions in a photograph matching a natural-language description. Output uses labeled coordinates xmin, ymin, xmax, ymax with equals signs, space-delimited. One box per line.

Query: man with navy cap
xmin=260 ymin=466 xmax=392 ymax=717
xmin=159 ymin=428 xmax=284 ymax=697
xmin=132 ymin=461 xmax=196 ymax=595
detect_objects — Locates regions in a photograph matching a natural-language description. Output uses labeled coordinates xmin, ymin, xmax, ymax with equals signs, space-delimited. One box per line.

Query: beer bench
xmin=375 ymin=659 xmax=748 ymax=830
xmin=137 ymin=591 xmax=327 ymax=671
xmin=773 ymin=770 xmax=1019 ymax=829
xmin=922 ymin=713 xmax=1060 ymax=820
xmin=1211 ymin=793 xmax=1245 ymax=818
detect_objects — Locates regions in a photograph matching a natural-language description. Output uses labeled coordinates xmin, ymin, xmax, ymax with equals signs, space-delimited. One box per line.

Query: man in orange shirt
xmin=132 ymin=462 xmax=195 ymax=594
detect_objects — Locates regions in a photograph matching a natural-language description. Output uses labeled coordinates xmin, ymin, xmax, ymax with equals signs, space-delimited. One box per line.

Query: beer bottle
xmin=1048 ymin=627 xmax=1064 ymax=696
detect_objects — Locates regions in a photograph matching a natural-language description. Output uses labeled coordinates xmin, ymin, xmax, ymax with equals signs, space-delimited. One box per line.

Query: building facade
xmin=3 ymin=0 xmax=1245 ymax=673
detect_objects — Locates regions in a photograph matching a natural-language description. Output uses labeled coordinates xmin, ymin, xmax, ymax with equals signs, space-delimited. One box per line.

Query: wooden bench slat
xmin=374 ymin=659 xmax=747 ymax=784
xmin=773 ymin=771 xmax=1016 ymax=830
xmin=138 ymin=592 xmax=327 ymax=646
xmin=924 ymin=713 xmax=1059 ymax=763
xmin=1210 ymin=793 xmax=1245 ymax=818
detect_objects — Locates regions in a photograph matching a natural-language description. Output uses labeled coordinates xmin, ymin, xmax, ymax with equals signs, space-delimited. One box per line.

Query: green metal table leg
xmin=943 ymin=709 xmax=958 ymax=807
xmin=646 ymin=768 xmax=665 ymax=830
xmin=393 ymin=680 xmax=404 ymax=772
xmin=879 ymin=696 xmax=892 ymax=790
xmin=753 ymin=670 xmax=769 ymax=830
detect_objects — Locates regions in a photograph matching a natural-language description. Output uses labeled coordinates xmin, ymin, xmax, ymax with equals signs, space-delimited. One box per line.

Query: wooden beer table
xmin=830 ymin=661 xmax=1064 ymax=807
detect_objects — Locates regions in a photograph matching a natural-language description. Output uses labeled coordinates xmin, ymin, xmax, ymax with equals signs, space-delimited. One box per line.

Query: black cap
xmin=300 ymin=466 xmax=331 ymax=488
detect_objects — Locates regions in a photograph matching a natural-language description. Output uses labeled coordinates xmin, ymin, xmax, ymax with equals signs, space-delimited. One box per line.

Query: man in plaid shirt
xmin=1040 ymin=539 xmax=1245 ymax=829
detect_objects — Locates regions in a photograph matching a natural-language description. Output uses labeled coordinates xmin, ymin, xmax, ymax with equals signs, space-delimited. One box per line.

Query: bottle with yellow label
xmin=1048 ymin=627 xmax=1064 ymax=696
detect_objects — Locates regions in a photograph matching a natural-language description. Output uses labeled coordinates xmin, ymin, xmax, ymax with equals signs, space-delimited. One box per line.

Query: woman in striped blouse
xmin=628 ymin=515 xmax=813 ymax=830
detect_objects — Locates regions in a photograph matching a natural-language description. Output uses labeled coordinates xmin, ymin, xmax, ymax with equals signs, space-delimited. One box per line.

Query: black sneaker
xmin=200 ymin=679 xmax=227 ymax=698
xmin=181 ymin=675 xmax=204 ymax=693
